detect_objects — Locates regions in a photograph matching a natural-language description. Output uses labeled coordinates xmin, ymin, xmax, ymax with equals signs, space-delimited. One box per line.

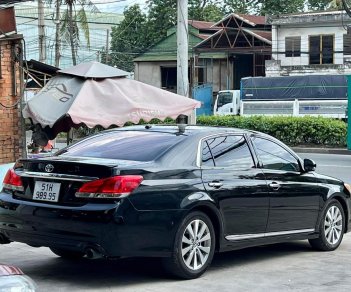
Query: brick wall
xmin=0 ymin=37 xmax=23 ymax=164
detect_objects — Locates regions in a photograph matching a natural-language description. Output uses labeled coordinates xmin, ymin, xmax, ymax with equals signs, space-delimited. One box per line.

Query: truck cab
xmin=213 ymin=90 xmax=240 ymax=116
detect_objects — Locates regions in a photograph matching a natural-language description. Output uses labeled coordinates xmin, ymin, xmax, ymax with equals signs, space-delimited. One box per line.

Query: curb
xmin=292 ymin=147 xmax=351 ymax=155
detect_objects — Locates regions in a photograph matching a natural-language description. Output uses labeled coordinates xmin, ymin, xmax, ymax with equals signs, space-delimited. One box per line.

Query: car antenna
xmin=177 ymin=124 xmax=187 ymax=134
xmin=145 ymin=125 xmax=152 ymax=129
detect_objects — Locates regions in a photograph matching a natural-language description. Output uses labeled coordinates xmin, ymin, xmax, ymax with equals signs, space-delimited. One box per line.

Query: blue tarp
xmin=241 ymin=75 xmax=348 ymax=101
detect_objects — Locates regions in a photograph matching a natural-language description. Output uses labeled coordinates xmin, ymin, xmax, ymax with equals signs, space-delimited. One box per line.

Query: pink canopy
xmin=23 ymin=62 xmax=201 ymax=138
xmin=67 ymin=78 xmax=200 ymax=128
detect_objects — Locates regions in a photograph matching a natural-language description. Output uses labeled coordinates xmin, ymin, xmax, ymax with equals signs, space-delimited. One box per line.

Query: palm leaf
xmin=77 ymin=8 xmax=90 ymax=48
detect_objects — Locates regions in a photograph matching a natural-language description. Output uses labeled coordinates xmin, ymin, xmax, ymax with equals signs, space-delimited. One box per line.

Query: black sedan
xmin=0 ymin=125 xmax=350 ymax=279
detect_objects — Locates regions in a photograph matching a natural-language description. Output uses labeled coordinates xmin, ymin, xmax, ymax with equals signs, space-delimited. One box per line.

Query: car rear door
xmin=200 ymin=134 xmax=270 ymax=239
xmin=250 ymin=135 xmax=320 ymax=234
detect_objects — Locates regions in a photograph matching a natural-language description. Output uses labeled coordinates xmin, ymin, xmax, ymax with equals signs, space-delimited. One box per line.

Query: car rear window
xmin=56 ymin=131 xmax=186 ymax=161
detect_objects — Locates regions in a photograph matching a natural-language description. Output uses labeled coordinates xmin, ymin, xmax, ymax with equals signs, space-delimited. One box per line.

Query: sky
xmin=89 ymin=0 xmax=147 ymax=14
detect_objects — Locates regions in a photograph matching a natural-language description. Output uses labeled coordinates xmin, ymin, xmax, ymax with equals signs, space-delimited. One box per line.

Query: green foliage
xmin=223 ymin=0 xmax=256 ymax=14
xmin=189 ymin=0 xmax=223 ymax=21
xmin=109 ymin=5 xmax=151 ymax=72
xmin=307 ymin=0 xmax=332 ymax=10
xmin=61 ymin=0 xmax=99 ymax=64
xmin=76 ymin=116 xmax=347 ymax=147
xmin=147 ymin=0 xmax=177 ymax=44
xmin=196 ymin=116 xmax=347 ymax=147
xmin=256 ymin=0 xmax=305 ymax=15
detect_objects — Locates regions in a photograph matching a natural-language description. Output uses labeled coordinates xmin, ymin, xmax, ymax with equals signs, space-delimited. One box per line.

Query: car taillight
xmin=75 ymin=175 xmax=143 ymax=199
xmin=3 ymin=169 xmax=24 ymax=192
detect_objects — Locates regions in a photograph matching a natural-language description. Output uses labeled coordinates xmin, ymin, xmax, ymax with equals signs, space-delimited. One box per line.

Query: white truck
xmin=214 ymin=75 xmax=348 ymax=118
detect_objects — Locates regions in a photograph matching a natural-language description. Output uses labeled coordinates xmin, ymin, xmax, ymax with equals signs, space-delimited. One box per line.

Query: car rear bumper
xmin=0 ymin=193 xmax=183 ymax=257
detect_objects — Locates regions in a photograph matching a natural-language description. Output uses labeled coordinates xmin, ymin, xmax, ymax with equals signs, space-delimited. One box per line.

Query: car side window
xmin=203 ymin=135 xmax=254 ymax=168
xmin=252 ymin=136 xmax=300 ymax=172
xmin=202 ymin=141 xmax=215 ymax=166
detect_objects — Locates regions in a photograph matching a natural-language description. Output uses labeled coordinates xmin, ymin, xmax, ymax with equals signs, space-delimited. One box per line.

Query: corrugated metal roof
xmin=189 ymin=20 xmax=216 ymax=30
xmin=213 ymin=13 xmax=268 ymax=28
xmin=198 ymin=34 xmax=211 ymax=40
xmin=242 ymin=29 xmax=272 ymax=44
xmin=134 ymin=32 xmax=204 ymax=62
xmin=248 ymin=30 xmax=272 ymax=41
xmin=236 ymin=14 xmax=267 ymax=25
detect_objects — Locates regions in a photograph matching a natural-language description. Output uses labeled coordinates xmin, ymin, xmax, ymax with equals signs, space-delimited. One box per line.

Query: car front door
xmin=250 ymin=135 xmax=320 ymax=234
xmin=201 ymin=134 xmax=270 ymax=239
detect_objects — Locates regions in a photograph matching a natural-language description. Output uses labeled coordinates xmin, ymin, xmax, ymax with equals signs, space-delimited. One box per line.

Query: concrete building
xmin=267 ymin=10 xmax=351 ymax=76
xmin=134 ymin=20 xmax=220 ymax=92
xmin=134 ymin=14 xmax=272 ymax=94
xmin=0 ymin=6 xmax=24 ymax=163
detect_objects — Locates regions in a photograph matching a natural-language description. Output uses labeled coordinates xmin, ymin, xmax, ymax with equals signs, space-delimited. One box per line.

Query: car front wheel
xmin=163 ymin=211 xmax=215 ymax=279
xmin=309 ymin=199 xmax=345 ymax=251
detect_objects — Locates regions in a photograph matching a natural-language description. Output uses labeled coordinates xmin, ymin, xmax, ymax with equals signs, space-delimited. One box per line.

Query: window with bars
xmin=285 ymin=36 xmax=301 ymax=57
xmin=309 ymin=35 xmax=334 ymax=65
xmin=343 ymin=34 xmax=351 ymax=55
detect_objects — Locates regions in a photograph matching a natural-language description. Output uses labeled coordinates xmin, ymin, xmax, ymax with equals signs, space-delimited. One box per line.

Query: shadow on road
xmin=24 ymin=241 xmax=314 ymax=289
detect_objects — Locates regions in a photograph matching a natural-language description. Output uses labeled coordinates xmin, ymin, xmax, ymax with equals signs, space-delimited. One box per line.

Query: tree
xmin=146 ymin=0 xmax=177 ymax=44
xmin=109 ymin=5 xmax=151 ymax=72
xmin=188 ymin=0 xmax=223 ymax=21
xmin=308 ymin=0 xmax=343 ymax=10
xmin=60 ymin=0 xmax=99 ymax=65
xmin=307 ymin=0 xmax=331 ymax=10
xmin=257 ymin=0 xmax=305 ymax=15
xmin=146 ymin=0 xmax=224 ymax=44
xmin=222 ymin=0 xmax=255 ymax=14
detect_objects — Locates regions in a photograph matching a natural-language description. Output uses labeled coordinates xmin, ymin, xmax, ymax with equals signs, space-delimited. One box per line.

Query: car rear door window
xmin=203 ymin=135 xmax=254 ymax=168
xmin=202 ymin=141 xmax=215 ymax=166
xmin=252 ymin=137 xmax=300 ymax=172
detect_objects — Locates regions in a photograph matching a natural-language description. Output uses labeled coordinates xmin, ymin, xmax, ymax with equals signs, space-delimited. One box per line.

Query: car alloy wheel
xmin=309 ymin=199 xmax=345 ymax=251
xmin=181 ymin=219 xmax=211 ymax=271
xmin=163 ymin=211 xmax=215 ymax=279
xmin=324 ymin=205 xmax=343 ymax=245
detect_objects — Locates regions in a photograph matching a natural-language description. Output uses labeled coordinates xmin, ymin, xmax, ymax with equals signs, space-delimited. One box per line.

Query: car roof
xmin=110 ymin=124 xmax=256 ymax=137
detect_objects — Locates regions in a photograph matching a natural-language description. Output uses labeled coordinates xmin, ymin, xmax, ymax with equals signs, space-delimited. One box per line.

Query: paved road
xmin=298 ymin=153 xmax=351 ymax=184
xmin=1 ymin=153 xmax=351 ymax=291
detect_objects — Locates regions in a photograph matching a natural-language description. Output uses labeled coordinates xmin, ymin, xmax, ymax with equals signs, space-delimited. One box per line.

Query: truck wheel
xmin=163 ymin=211 xmax=215 ymax=279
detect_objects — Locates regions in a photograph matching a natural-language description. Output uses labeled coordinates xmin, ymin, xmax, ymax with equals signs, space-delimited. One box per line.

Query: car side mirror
xmin=304 ymin=159 xmax=316 ymax=172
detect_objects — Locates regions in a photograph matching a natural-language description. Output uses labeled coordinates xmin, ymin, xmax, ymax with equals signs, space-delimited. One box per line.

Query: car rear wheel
xmin=163 ymin=211 xmax=215 ymax=279
xmin=309 ymin=199 xmax=345 ymax=251
xmin=50 ymin=247 xmax=85 ymax=259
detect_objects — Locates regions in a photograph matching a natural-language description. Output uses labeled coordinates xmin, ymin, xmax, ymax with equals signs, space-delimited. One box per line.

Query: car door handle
xmin=269 ymin=182 xmax=281 ymax=191
xmin=208 ymin=181 xmax=223 ymax=188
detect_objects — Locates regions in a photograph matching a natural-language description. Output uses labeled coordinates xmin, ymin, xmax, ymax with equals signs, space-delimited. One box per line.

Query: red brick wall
xmin=0 ymin=38 xmax=23 ymax=164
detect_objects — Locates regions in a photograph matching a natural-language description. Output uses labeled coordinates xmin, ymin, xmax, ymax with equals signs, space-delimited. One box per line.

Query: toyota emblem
xmin=45 ymin=164 xmax=54 ymax=173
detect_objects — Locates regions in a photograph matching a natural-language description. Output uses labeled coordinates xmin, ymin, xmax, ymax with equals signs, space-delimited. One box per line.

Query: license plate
xmin=33 ymin=181 xmax=61 ymax=202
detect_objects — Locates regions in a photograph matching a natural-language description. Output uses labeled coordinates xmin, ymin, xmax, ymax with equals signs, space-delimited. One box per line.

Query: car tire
xmin=163 ymin=211 xmax=215 ymax=279
xmin=309 ymin=199 xmax=345 ymax=251
xmin=50 ymin=247 xmax=85 ymax=259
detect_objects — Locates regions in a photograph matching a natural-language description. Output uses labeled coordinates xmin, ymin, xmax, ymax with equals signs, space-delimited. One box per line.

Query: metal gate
xmin=192 ymin=84 xmax=213 ymax=116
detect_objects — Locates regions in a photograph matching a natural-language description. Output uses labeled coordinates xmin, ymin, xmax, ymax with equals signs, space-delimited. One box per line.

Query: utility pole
xmin=348 ymin=75 xmax=351 ymax=150
xmin=177 ymin=0 xmax=191 ymax=124
xmin=38 ymin=0 xmax=46 ymax=63
xmin=54 ymin=0 xmax=61 ymax=68
xmin=105 ymin=29 xmax=110 ymax=64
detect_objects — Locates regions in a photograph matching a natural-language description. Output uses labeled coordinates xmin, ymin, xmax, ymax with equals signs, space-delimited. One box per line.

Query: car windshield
xmin=217 ymin=92 xmax=233 ymax=108
xmin=56 ymin=131 xmax=186 ymax=161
